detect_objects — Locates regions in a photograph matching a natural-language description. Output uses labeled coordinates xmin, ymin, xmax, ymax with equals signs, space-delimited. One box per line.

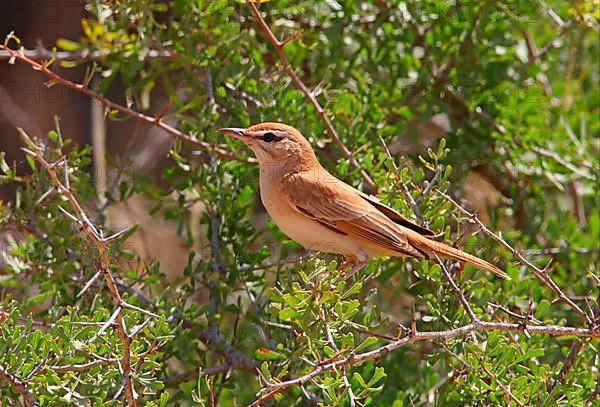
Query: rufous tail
xmin=411 ymin=235 xmax=510 ymax=280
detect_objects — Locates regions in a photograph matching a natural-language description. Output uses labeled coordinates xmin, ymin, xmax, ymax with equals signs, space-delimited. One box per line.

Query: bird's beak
xmin=217 ymin=127 xmax=246 ymax=140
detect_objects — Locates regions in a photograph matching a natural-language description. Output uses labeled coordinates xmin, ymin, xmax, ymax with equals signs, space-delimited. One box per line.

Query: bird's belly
xmin=260 ymin=186 xmax=363 ymax=258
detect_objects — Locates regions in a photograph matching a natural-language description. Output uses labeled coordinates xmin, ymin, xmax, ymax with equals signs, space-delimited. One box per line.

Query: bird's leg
xmin=343 ymin=259 xmax=368 ymax=280
xmin=336 ymin=257 xmax=351 ymax=271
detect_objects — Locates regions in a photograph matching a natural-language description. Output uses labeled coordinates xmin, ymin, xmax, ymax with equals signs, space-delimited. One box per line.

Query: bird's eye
xmin=262 ymin=132 xmax=277 ymax=142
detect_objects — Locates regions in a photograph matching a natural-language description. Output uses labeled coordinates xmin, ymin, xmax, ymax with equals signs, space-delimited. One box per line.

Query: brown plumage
xmin=218 ymin=122 xmax=509 ymax=279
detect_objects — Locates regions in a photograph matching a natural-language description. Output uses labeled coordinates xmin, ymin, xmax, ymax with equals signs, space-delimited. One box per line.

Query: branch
xmin=17 ymin=129 xmax=146 ymax=406
xmin=534 ymin=21 xmax=573 ymax=61
xmin=160 ymin=326 xmax=258 ymax=387
xmin=0 ymin=46 xmax=176 ymax=62
xmin=0 ymin=44 xmax=248 ymax=164
xmin=248 ymin=321 xmax=595 ymax=405
xmin=251 ymin=224 xmax=596 ymax=404
xmin=480 ymin=359 xmax=524 ymax=406
xmin=321 ymin=308 xmax=356 ymax=406
xmin=436 ymin=189 xmax=595 ymax=328
xmin=50 ymin=358 xmax=119 ymax=374
xmin=547 ymin=339 xmax=583 ymax=394
xmin=435 ymin=255 xmax=478 ymax=323
xmin=377 ymin=134 xmax=426 ymax=226
xmin=0 ymin=364 xmax=38 ymax=407
xmin=248 ymin=3 xmax=377 ymax=191
xmin=160 ymin=365 xmax=229 ymax=387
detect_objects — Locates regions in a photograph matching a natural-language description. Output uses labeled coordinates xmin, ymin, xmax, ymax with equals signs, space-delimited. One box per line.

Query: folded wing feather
xmin=281 ymin=171 xmax=426 ymax=258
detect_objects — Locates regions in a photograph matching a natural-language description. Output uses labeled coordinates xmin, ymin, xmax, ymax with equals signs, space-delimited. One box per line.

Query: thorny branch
xmin=0 ymin=364 xmax=38 ymax=407
xmin=436 ymin=189 xmax=595 ymax=328
xmin=0 ymin=43 xmax=248 ymax=164
xmin=250 ymin=223 xmax=596 ymax=404
xmin=248 ymin=2 xmax=377 ymax=192
xmin=9 ymin=130 xmax=257 ymax=388
xmin=248 ymin=321 xmax=595 ymax=405
xmin=16 ymin=129 xmax=154 ymax=406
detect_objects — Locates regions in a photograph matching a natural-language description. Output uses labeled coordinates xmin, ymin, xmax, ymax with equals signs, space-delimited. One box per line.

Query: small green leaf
xmin=56 ymin=38 xmax=81 ymax=51
xmin=368 ymin=367 xmax=387 ymax=387
xmin=353 ymin=372 xmax=368 ymax=389
xmin=355 ymin=336 xmax=378 ymax=352
xmin=323 ymin=345 xmax=336 ymax=357
xmin=159 ymin=392 xmax=169 ymax=407
xmin=341 ymin=282 xmax=362 ymax=300
xmin=255 ymin=347 xmax=284 ymax=361
xmin=278 ymin=308 xmax=298 ymax=321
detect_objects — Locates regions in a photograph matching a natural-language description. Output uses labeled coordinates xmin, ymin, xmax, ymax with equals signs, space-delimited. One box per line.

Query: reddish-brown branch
xmin=0 ymin=364 xmax=38 ymax=406
xmin=18 ymin=129 xmax=140 ymax=406
xmin=248 ymin=3 xmax=377 ymax=191
xmin=0 ymin=44 xmax=249 ymax=164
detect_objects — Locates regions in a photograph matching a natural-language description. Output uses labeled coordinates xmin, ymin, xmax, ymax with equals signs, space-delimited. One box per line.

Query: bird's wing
xmin=357 ymin=192 xmax=435 ymax=236
xmin=281 ymin=171 xmax=426 ymax=258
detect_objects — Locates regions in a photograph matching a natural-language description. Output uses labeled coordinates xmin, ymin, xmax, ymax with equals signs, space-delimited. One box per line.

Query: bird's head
xmin=218 ymin=122 xmax=318 ymax=171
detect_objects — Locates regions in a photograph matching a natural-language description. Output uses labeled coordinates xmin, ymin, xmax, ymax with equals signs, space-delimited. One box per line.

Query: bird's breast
xmin=259 ymin=177 xmax=366 ymax=259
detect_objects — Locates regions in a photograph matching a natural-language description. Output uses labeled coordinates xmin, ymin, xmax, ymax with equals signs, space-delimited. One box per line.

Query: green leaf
xmin=355 ymin=336 xmax=378 ymax=352
xmin=159 ymin=392 xmax=169 ymax=407
xmin=56 ymin=38 xmax=81 ymax=51
xmin=353 ymin=372 xmax=368 ymax=389
xmin=255 ymin=348 xmax=284 ymax=361
xmin=278 ymin=308 xmax=299 ymax=321
xmin=341 ymin=282 xmax=362 ymax=300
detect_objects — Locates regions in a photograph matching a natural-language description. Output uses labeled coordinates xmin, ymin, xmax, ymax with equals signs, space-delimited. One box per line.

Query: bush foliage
xmin=0 ymin=0 xmax=598 ymax=405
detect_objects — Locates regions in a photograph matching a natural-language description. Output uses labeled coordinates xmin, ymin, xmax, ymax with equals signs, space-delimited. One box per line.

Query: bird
xmin=217 ymin=122 xmax=509 ymax=280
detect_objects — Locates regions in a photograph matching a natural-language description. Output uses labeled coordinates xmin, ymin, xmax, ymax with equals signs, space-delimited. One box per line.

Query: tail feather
xmin=409 ymin=234 xmax=510 ymax=280
xmin=438 ymin=243 xmax=510 ymax=279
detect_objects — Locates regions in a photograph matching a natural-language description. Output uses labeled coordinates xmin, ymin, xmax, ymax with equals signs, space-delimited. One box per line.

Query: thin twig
xmin=436 ymin=189 xmax=594 ymax=328
xmin=435 ymin=254 xmax=478 ymax=323
xmin=248 ymin=321 xmax=595 ymax=406
xmin=524 ymin=247 xmax=599 ymax=256
xmin=377 ymin=134 xmax=426 ymax=225
xmin=24 ymin=353 xmax=55 ymax=381
xmin=77 ymin=269 xmax=102 ymax=298
xmin=0 ymin=46 xmax=175 ymax=62
xmin=0 ymin=364 xmax=38 ymax=406
xmin=17 ymin=129 xmax=139 ymax=406
xmin=248 ymin=3 xmax=376 ymax=191
xmin=417 ymin=165 xmax=442 ymax=204
xmin=0 ymin=44 xmax=247 ymax=164
xmin=548 ymin=339 xmax=583 ymax=394
xmin=321 ymin=307 xmax=356 ymax=407
xmin=90 ymin=306 xmax=122 ymax=343
xmin=51 ymin=358 xmax=119 ymax=373
xmin=480 ymin=359 xmax=524 ymax=406
xmin=487 ymin=302 xmax=543 ymax=325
